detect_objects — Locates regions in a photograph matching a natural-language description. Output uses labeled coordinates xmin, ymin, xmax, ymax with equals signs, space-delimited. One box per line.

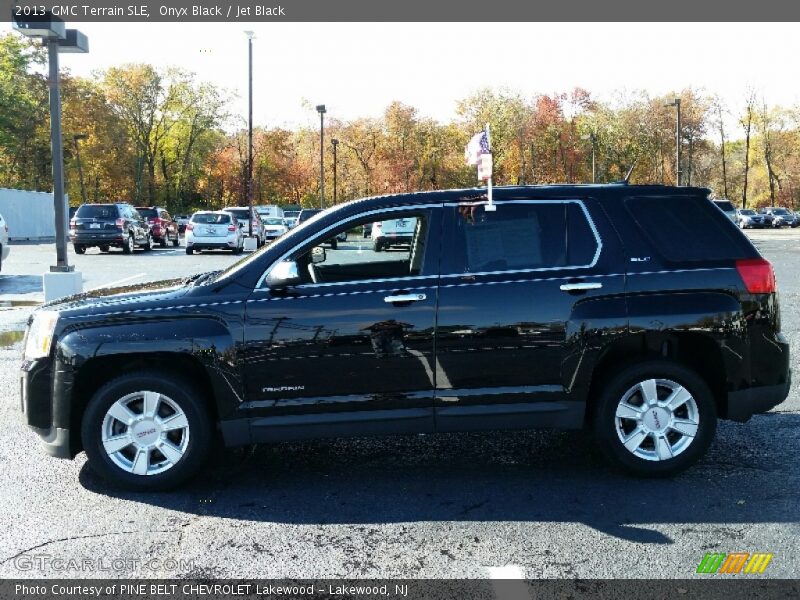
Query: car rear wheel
xmin=172 ymin=232 xmax=179 ymax=247
xmin=373 ymin=240 xmax=383 ymax=252
xmin=74 ymin=244 xmax=86 ymax=255
xmin=99 ymin=245 xmax=110 ymax=253
xmin=81 ymin=371 xmax=212 ymax=491
xmin=593 ymin=360 xmax=716 ymax=477
xmin=122 ymin=234 xmax=134 ymax=254
xmin=185 ymin=247 xmax=193 ymax=255
xmin=159 ymin=236 xmax=167 ymax=248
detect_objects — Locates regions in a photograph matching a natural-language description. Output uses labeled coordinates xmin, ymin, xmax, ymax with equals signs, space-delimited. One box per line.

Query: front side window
xmin=449 ymin=202 xmax=598 ymax=274
xmin=290 ymin=210 xmax=432 ymax=285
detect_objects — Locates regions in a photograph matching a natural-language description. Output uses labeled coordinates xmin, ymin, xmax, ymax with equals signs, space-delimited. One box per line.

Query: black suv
xmin=69 ymin=203 xmax=152 ymax=254
xmin=22 ymin=185 xmax=791 ymax=490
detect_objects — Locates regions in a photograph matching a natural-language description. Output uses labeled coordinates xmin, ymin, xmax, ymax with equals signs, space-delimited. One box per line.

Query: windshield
xmin=264 ymin=218 xmax=284 ymax=225
xmin=210 ymin=204 xmax=340 ymax=284
xmin=739 ymin=209 xmax=755 ymax=215
xmin=225 ymin=209 xmax=251 ymax=221
xmin=773 ymin=208 xmax=789 ymax=215
xmin=191 ymin=213 xmax=231 ymax=224
xmin=714 ymin=201 xmax=735 ymax=211
xmin=75 ymin=204 xmax=118 ymax=219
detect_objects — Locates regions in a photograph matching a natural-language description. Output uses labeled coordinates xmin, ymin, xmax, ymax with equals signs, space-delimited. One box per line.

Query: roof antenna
xmin=624 ymin=156 xmax=640 ymax=184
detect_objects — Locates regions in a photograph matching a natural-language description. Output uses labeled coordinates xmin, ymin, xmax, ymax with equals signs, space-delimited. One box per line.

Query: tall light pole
xmin=665 ymin=98 xmax=682 ymax=186
xmin=331 ymin=138 xmax=339 ymax=203
xmin=316 ymin=104 xmax=326 ymax=208
xmin=72 ymin=133 xmax=88 ymax=205
xmin=245 ymin=31 xmax=255 ymax=238
xmin=581 ymin=132 xmax=597 ymax=183
xmin=13 ymin=14 xmax=88 ymax=300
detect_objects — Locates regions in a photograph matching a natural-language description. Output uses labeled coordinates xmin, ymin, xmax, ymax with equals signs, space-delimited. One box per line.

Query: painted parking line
xmin=88 ymin=273 xmax=145 ymax=291
xmin=487 ymin=565 xmax=529 ymax=600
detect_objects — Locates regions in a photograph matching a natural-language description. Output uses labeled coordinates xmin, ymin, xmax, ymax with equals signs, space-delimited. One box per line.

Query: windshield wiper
xmin=183 ymin=270 xmax=221 ymax=286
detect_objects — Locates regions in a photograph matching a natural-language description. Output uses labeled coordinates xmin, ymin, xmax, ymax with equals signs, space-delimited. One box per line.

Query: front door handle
xmin=384 ymin=293 xmax=427 ymax=304
xmin=559 ymin=282 xmax=603 ymax=292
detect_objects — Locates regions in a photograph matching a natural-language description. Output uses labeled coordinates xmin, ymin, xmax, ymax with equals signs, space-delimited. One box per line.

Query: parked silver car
xmin=736 ymin=208 xmax=766 ymax=229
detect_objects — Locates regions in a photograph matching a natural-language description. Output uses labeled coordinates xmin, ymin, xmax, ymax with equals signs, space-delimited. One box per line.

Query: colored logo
xmin=696 ymin=552 xmax=773 ymax=574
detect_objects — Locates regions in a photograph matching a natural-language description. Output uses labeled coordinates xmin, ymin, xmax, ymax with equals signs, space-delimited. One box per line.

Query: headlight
xmin=23 ymin=311 xmax=59 ymax=360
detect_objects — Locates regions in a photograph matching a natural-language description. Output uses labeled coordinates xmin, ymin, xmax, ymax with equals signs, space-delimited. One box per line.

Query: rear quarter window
xmin=625 ymin=196 xmax=755 ymax=262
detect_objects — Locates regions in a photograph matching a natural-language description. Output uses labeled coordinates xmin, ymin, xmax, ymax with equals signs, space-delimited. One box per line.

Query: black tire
xmin=593 ymin=360 xmax=716 ymax=477
xmin=81 ymin=371 xmax=213 ymax=491
xmin=232 ymin=245 xmax=243 ymax=255
xmin=159 ymin=237 xmax=168 ymax=248
xmin=373 ymin=240 xmax=383 ymax=252
xmin=99 ymin=245 xmax=110 ymax=253
xmin=74 ymin=244 xmax=86 ymax=255
xmin=122 ymin=234 xmax=134 ymax=255
xmin=185 ymin=247 xmax=193 ymax=255
xmin=172 ymin=233 xmax=179 ymax=247
xmin=141 ymin=235 xmax=152 ymax=251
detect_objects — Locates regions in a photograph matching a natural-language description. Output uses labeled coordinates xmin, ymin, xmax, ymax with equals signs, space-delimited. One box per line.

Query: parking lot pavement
xmin=0 ymin=230 xmax=798 ymax=579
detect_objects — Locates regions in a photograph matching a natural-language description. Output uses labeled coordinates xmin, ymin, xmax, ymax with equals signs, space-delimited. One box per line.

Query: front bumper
xmin=20 ymin=357 xmax=76 ymax=459
xmin=727 ymin=377 xmax=791 ymax=422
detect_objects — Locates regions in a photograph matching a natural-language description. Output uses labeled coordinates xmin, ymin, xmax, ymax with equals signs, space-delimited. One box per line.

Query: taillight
xmin=186 ymin=223 xmax=194 ymax=231
xmin=736 ymin=258 xmax=776 ymax=294
xmin=228 ymin=225 xmax=236 ymax=232
xmin=69 ymin=219 xmax=76 ymax=228
xmin=115 ymin=218 xmax=124 ymax=229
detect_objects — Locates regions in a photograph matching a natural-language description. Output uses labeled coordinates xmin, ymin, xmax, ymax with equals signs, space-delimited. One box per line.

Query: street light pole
xmin=46 ymin=38 xmax=70 ymax=272
xmin=666 ymin=98 xmax=682 ymax=186
xmin=316 ymin=104 xmax=326 ymax=208
xmin=331 ymin=138 xmax=338 ymax=203
xmin=73 ymin=133 xmax=88 ymax=205
xmin=245 ymin=31 xmax=254 ymax=237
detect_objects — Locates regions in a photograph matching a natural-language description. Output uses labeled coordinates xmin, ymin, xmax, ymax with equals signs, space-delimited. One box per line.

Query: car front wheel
xmin=74 ymin=244 xmax=86 ymax=255
xmin=81 ymin=371 xmax=212 ymax=491
xmin=593 ymin=360 xmax=716 ymax=477
xmin=122 ymin=234 xmax=134 ymax=254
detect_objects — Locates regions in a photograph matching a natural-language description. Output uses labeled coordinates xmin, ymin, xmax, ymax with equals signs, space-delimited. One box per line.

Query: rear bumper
xmin=69 ymin=232 xmax=125 ymax=245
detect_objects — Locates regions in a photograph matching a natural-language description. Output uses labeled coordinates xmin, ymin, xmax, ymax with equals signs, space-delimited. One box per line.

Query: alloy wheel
xmin=614 ymin=378 xmax=700 ymax=462
xmin=101 ymin=391 xmax=191 ymax=476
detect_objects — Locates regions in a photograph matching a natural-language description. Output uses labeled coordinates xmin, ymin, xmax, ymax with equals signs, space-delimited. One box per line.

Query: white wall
xmin=0 ymin=188 xmax=65 ymax=240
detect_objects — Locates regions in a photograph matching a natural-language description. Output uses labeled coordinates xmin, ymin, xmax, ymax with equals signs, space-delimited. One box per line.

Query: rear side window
xmin=625 ymin=196 xmax=754 ymax=262
xmin=192 ymin=213 xmax=231 ymax=224
xmin=451 ymin=202 xmax=599 ymax=273
xmin=225 ymin=209 xmax=250 ymax=221
xmin=75 ymin=205 xmax=118 ymax=219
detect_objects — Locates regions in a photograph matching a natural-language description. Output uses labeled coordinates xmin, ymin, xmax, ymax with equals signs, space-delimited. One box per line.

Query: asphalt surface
xmin=0 ymin=230 xmax=798 ymax=579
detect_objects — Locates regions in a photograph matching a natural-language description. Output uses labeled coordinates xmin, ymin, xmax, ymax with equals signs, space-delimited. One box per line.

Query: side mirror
xmin=266 ymin=261 xmax=302 ymax=289
xmin=311 ymin=246 xmax=326 ymax=264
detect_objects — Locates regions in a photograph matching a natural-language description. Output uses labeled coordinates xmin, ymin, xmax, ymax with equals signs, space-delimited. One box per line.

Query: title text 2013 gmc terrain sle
xmin=21 ymin=185 xmax=791 ymax=490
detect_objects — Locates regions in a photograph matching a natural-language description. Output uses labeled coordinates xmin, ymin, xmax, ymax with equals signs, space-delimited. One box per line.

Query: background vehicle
xmin=261 ymin=216 xmax=288 ymax=242
xmin=759 ymin=207 xmax=796 ymax=228
xmin=371 ymin=216 xmax=417 ymax=251
xmin=135 ymin=206 xmax=179 ymax=247
xmin=223 ymin=207 xmax=265 ymax=247
xmin=21 ymin=185 xmax=790 ymax=490
xmin=69 ymin=203 xmax=151 ymax=254
xmin=185 ymin=211 xmax=243 ymax=254
xmin=282 ymin=210 xmax=300 ymax=228
xmin=174 ymin=214 xmax=190 ymax=234
xmin=297 ymin=209 xmax=321 ymax=224
xmin=0 ymin=212 xmax=8 ymax=271
xmin=255 ymin=205 xmax=284 ymax=220
xmin=712 ymin=199 xmax=737 ymax=224
xmin=736 ymin=208 xmax=766 ymax=229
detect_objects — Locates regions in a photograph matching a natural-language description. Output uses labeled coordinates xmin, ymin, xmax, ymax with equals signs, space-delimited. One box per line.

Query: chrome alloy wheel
xmin=614 ymin=378 xmax=700 ymax=462
xmin=101 ymin=391 xmax=190 ymax=476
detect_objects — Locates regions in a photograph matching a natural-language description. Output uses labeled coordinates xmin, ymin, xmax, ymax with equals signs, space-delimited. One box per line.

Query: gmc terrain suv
xmin=21 ymin=185 xmax=791 ymax=490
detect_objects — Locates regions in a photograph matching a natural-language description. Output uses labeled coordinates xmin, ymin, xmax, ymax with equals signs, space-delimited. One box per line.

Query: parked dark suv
xmin=135 ymin=206 xmax=180 ymax=247
xmin=22 ymin=185 xmax=790 ymax=490
xmin=69 ymin=203 xmax=152 ymax=254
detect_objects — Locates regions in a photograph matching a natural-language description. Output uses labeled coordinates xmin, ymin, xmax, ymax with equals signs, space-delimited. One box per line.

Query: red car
xmin=135 ymin=207 xmax=180 ymax=247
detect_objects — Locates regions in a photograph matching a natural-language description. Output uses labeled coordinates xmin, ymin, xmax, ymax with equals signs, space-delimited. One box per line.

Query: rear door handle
xmin=559 ymin=282 xmax=603 ymax=291
xmin=384 ymin=293 xmax=427 ymax=303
